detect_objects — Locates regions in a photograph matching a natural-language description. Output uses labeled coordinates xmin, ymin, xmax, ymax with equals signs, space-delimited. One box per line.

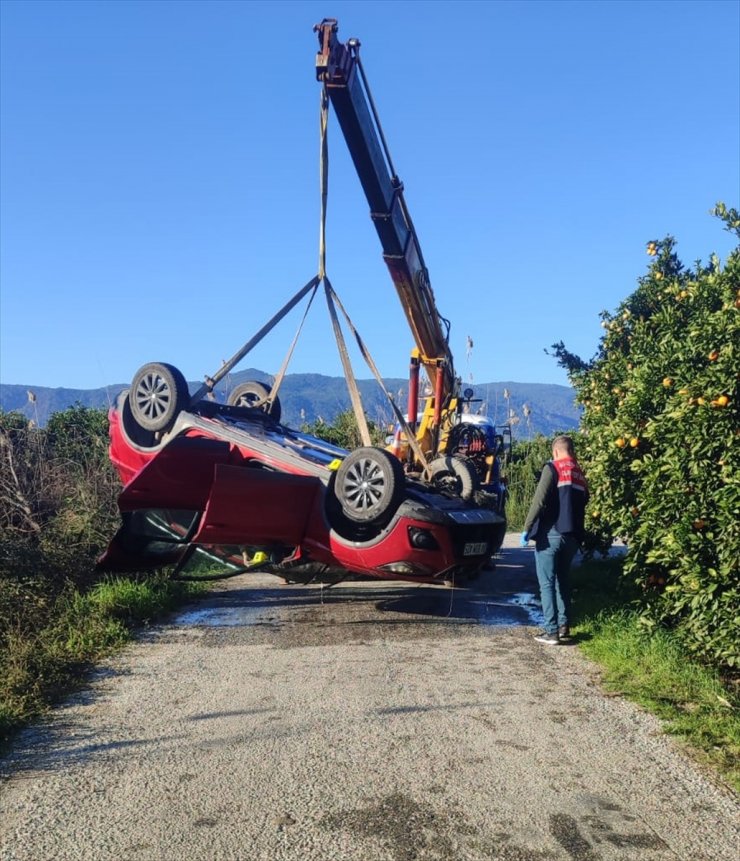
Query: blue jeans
xmin=534 ymin=530 xmax=579 ymax=635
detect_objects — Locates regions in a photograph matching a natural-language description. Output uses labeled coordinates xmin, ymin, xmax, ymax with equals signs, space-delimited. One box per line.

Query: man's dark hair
xmin=552 ymin=435 xmax=575 ymax=455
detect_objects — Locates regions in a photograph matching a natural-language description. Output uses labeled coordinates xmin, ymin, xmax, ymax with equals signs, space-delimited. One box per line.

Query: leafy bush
xmin=0 ymin=404 xmax=205 ymax=741
xmin=0 ymin=405 xmax=119 ymax=568
xmin=552 ymin=204 xmax=739 ymax=669
xmin=503 ymin=435 xmax=554 ymax=530
xmin=302 ymin=408 xmax=387 ymax=449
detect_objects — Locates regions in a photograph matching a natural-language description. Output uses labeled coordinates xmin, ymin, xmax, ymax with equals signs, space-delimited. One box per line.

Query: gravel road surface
xmin=1 ymin=536 xmax=738 ymax=861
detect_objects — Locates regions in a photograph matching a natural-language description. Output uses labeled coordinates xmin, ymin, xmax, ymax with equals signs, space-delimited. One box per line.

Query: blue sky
xmin=1 ymin=0 xmax=738 ymax=392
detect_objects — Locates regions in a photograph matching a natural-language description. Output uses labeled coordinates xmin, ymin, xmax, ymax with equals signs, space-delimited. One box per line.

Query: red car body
xmin=99 ymin=393 xmax=506 ymax=584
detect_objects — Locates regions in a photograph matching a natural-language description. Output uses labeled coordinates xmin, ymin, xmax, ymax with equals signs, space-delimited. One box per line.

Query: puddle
xmin=466 ymin=592 xmax=544 ymax=627
xmin=173 ymin=604 xmax=266 ymax=627
xmin=171 ymin=583 xmax=545 ymax=631
xmin=375 ymin=588 xmax=544 ymax=628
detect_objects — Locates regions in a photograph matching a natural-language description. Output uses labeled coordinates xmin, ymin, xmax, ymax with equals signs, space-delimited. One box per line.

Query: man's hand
xmin=520 ymin=532 xmax=529 ymax=547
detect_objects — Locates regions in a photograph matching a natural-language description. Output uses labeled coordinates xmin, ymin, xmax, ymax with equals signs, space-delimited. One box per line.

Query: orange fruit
xmin=692 ymin=518 xmax=706 ymax=530
xmin=708 ymin=350 xmax=719 ymax=361
xmin=629 ymin=437 xmax=639 ymax=448
xmin=716 ymin=395 xmax=729 ymax=407
xmin=662 ymin=377 xmax=673 ymax=387
xmin=616 ymin=438 xmax=626 ymax=448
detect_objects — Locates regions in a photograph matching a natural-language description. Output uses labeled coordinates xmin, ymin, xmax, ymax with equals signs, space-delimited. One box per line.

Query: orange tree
xmin=551 ymin=204 xmax=739 ymax=669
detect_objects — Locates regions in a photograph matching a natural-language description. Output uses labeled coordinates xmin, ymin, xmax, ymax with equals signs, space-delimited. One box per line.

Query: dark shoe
xmin=558 ymin=625 xmax=571 ymax=639
xmin=533 ymin=631 xmax=561 ymax=645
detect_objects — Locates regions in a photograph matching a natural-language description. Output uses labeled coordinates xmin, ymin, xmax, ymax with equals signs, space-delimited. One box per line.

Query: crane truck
xmin=315 ymin=19 xmax=508 ymax=513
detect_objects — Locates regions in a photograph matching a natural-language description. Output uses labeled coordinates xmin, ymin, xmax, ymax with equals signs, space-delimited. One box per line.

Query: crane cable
xmin=247 ymin=84 xmax=333 ymax=412
xmin=318 ymin=84 xmax=372 ymax=447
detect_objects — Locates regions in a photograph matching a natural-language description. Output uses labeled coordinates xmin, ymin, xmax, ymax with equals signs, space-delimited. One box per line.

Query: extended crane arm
xmin=315 ymin=19 xmax=456 ymax=402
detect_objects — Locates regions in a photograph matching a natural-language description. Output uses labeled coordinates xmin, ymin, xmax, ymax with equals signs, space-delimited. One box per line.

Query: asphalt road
xmin=1 ymin=537 xmax=738 ymax=861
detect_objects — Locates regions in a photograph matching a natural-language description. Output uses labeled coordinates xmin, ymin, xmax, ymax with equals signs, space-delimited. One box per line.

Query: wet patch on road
xmin=165 ymin=548 xmax=554 ymax=654
xmin=171 ymin=568 xmax=545 ymax=651
xmin=320 ymin=792 xmax=476 ymax=861
xmin=173 ymin=604 xmax=265 ymax=627
xmin=376 ymin=589 xmax=544 ymax=628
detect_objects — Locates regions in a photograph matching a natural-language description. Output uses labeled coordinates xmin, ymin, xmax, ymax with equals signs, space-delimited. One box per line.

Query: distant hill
xmin=0 ymin=369 xmax=580 ymax=438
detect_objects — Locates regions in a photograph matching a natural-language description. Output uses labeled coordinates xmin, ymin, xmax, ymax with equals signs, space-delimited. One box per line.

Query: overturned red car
xmin=98 ymin=362 xmax=506 ymax=585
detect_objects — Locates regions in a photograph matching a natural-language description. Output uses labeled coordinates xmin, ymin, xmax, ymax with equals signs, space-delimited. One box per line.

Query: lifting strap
xmin=317 ymin=84 xmax=372 ymax=446
xmin=318 ymin=85 xmax=329 ymax=281
xmin=324 ymin=276 xmax=372 ymax=446
xmin=325 ymin=281 xmax=431 ymax=473
xmin=315 ymin=82 xmax=430 ymax=470
xmin=265 ymin=280 xmax=319 ymax=412
xmin=192 ymin=275 xmax=320 ymax=404
xmin=204 ymin=80 xmax=433 ymax=466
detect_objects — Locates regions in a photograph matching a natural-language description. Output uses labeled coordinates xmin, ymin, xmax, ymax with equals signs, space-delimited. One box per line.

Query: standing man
xmin=520 ymin=435 xmax=588 ymax=645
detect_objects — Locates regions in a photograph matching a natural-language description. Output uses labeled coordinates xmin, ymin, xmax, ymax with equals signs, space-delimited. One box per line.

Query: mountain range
xmin=0 ymin=369 xmax=580 ymax=437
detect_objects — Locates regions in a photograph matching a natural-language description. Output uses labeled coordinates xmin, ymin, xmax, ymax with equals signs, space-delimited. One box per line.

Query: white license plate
xmin=463 ymin=541 xmax=488 ymax=556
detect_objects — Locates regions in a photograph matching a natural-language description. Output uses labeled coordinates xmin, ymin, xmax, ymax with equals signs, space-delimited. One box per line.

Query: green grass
xmin=0 ymin=574 xmax=205 ymax=746
xmin=571 ymin=558 xmax=740 ymax=792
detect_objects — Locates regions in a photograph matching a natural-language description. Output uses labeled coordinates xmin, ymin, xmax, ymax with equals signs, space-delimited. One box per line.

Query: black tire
xmin=428 ymin=455 xmax=479 ymax=501
xmin=334 ymin=446 xmax=405 ymax=526
xmin=227 ymin=381 xmax=282 ymax=423
xmin=129 ymin=362 xmax=189 ymax=433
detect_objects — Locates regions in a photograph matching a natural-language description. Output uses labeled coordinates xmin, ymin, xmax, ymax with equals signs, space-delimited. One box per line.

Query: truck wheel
xmin=129 ymin=362 xmax=189 ymax=433
xmin=429 ymin=455 xmax=479 ymax=500
xmin=227 ymin=381 xmax=282 ymax=423
xmin=335 ymin=447 xmax=405 ymax=526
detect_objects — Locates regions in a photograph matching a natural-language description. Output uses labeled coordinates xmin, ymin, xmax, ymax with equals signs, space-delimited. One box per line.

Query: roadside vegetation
xmin=301 ymin=408 xmax=387 ymax=448
xmin=0 ymin=406 xmax=202 ymax=744
xmin=505 ymin=206 xmax=739 ymax=788
xmin=570 ymin=559 xmax=740 ymax=792
xmin=503 ymin=435 xmax=556 ymax=532
xmin=503 ymin=433 xmax=739 ymax=790
xmin=551 ymin=204 xmax=739 ymax=672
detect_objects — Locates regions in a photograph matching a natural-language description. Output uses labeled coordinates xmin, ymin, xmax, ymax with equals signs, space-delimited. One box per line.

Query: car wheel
xmin=129 ymin=362 xmax=189 ymax=433
xmin=335 ymin=447 xmax=405 ymax=526
xmin=429 ymin=455 xmax=479 ymax=500
xmin=227 ymin=381 xmax=282 ymax=423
